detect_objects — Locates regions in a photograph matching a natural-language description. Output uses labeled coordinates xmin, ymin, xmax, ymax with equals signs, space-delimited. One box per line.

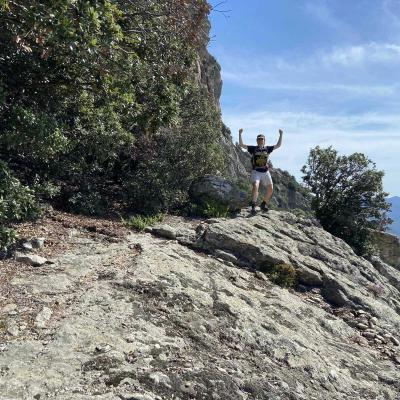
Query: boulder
xmin=15 ymin=252 xmax=47 ymax=267
xmin=189 ymin=174 xmax=249 ymax=211
xmin=370 ymin=230 xmax=400 ymax=270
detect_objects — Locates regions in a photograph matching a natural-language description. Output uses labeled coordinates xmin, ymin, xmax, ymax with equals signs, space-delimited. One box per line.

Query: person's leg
xmin=250 ymin=171 xmax=260 ymax=212
xmin=252 ymin=182 xmax=260 ymax=204
xmin=260 ymin=172 xmax=273 ymax=210
xmin=263 ymin=184 xmax=273 ymax=203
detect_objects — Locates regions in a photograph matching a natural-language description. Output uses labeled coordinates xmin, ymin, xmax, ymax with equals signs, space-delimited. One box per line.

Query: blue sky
xmin=208 ymin=0 xmax=400 ymax=196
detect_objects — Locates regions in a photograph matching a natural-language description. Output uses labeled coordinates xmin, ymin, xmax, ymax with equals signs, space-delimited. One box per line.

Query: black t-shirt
xmin=247 ymin=145 xmax=274 ymax=172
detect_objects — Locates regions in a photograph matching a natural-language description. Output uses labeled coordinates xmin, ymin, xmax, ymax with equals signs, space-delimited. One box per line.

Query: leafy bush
xmin=123 ymin=214 xmax=164 ymax=232
xmin=68 ymin=190 xmax=108 ymax=216
xmin=302 ymin=146 xmax=391 ymax=255
xmin=190 ymin=199 xmax=230 ymax=218
xmin=122 ymin=85 xmax=224 ymax=214
xmin=0 ymin=161 xmax=40 ymax=249
xmin=0 ymin=227 xmax=17 ymax=251
xmin=261 ymin=262 xmax=297 ymax=288
xmin=0 ymin=0 xmax=223 ymax=217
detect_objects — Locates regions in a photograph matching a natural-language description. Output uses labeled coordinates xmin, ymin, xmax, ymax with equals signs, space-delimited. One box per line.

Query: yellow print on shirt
xmin=254 ymin=151 xmax=268 ymax=167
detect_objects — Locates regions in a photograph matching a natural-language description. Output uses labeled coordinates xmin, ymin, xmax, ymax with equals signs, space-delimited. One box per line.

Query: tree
xmin=301 ymin=146 xmax=392 ymax=255
xmin=0 ymin=0 xmax=222 ymax=216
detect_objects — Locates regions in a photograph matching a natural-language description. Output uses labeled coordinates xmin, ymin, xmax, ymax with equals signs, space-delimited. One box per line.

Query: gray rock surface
xmin=189 ymin=174 xmax=248 ymax=210
xmin=15 ymin=252 xmax=47 ymax=266
xmin=371 ymin=230 xmax=400 ymax=269
xmin=1 ymin=212 xmax=400 ymax=399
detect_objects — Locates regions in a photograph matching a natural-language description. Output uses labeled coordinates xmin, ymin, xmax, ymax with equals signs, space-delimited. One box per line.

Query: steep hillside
xmin=1 ymin=210 xmax=399 ymax=399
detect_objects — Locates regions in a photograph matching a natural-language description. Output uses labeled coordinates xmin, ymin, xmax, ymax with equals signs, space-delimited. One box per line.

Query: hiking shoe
xmin=260 ymin=201 xmax=269 ymax=212
xmin=251 ymin=202 xmax=257 ymax=214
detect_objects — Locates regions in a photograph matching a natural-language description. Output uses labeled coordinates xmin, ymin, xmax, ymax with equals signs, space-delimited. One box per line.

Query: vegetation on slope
xmin=0 ymin=0 xmax=224 ymax=248
xmin=302 ymin=146 xmax=392 ymax=255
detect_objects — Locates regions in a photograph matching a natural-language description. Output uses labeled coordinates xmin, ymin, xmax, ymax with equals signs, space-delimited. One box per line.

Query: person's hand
xmin=239 ymin=128 xmax=243 ymax=134
xmin=279 ymin=129 xmax=283 ymax=134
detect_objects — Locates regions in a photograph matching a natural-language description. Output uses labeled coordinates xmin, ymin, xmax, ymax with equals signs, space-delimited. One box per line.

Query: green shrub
xmin=200 ymin=200 xmax=229 ymax=218
xmin=123 ymin=213 xmax=164 ymax=232
xmin=0 ymin=1 xmax=224 ymax=218
xmin=0 ymin=227 xmax=17 ymax=251
xmin=32 ymin=179 xmax=61 ymax=200
xmin=261 ymin=262 xmax=297 ymax=288
xmin=188 ymin=198 xmax=230 ymax=218
xmin=0 ymin=160 xmax=40 ymax=249
xmin=68 ymin=190 xmax=108 ymax=216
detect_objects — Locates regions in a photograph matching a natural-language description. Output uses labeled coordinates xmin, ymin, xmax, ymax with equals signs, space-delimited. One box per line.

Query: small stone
xmin=95 ymin=343 xmax=112 ymax=353
xmin=214 ymin=249 xmax=238 ymax=263
xmin=280 ymin=381 xmax=290 ymax=390
xmin=205 ymin=218 xmax=220 ymax=224
xmin=254 ymin=271 xmax=269 ymax=282
xmin=369 ymin=317 xmax=378 ymax=326
xmin=120 ymin=377 xmax=136 ymax=386
xmin=6 ymin=321 xmax=19 ymax=336
xmin=382 ymin=349 xmax=392 ymax=356
xmin=151 ymin=226 xmax=176 ymax=240
xmin=2 ymin=304 xmax=17 ymax=313
xmin=34 ymin=307 xmax=52 ymax=329
xmin=125 ymin=335 xmax=135 ymax=343
xmin=149 ymin=372 xmax=171 ymax=387
xmin=180 ymin=383 xmax=196 ymax=396
xmin=356 ymin=310 xmax=367 ymax=316
xmin=356 ymin=323 xmax=368 ymax=330
xmin=31 ymin=237 xmax=45 ymax=249
xmin=390 ymin=336 xmax=400 ymax=346
xmin=383 ymin=333 xmax=392 ymax=339
xmin=8 ymin=310 xmax=18 ymax=316
xmin=22 ymin=241 xmax=33 ymax=251
xmin=362 ymin=331 xmax=376 ymax=339
xmin=119 ymin=393 xmax=154 ymax=400
xmin=328 ymin=369 xmax=338 ymax=381
xmin=15 ymin=252 xmax=47 ymax=267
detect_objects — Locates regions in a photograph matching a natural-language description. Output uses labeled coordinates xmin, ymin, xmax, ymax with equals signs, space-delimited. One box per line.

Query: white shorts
xmin=251 ymin=170 xmax=273 ymax=187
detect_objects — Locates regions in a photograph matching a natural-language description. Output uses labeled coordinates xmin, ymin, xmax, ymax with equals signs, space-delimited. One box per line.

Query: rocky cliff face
xmin=196 ymin=24 xmax=311 ymax=213
xmin=371 ymin=230 xmax=400 ymax=270
xmin=1 ymin=210 xmax=400 ymax=399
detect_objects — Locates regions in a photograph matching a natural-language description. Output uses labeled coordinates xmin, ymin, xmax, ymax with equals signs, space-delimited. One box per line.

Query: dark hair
xmin=257 ymin=134 xmax=265 ymax=139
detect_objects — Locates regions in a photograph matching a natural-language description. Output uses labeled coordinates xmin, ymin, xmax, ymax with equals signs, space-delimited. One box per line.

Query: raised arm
xmin=273 ymin=129 xmax=283 ymax=150
xmin=238 ymin=128 xmax=248 ymax=149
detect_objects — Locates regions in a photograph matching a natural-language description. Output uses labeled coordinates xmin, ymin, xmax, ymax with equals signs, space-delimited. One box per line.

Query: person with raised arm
xmin=239 ymin=128 xmax=283 ymax=214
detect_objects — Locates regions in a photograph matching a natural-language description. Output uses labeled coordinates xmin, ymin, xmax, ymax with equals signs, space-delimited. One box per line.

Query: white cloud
xmin=217 ymin=41 xmax=400 ymax=97
xmin=222 ymin=70 xmax=398 ymax=96
xmin=224 ymin=109 xmax=400 ymax=195
xmin=321 ymin=43 xmax=400 ymax=66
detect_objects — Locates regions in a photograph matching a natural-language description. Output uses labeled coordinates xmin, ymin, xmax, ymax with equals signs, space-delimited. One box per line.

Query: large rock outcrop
xmin=371 ymin=229 xmax=400 ymax=270
xmin=189 ymin=174 xmax=248 ymax=211
xmin=2 ymin=210 xmax=400 ymax=399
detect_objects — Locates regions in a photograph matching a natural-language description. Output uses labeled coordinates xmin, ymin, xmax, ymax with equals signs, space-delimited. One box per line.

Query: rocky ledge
xmin=1 ymin=211 xmax=400 ymax=399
